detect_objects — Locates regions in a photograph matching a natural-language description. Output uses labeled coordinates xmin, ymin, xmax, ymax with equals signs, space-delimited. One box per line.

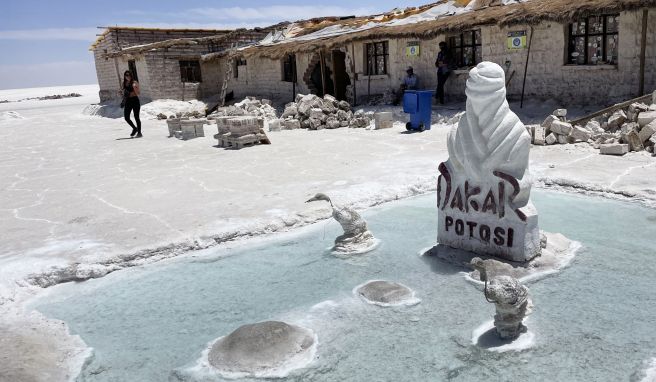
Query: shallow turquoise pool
xmin=32 ymin=190 xmax=656 ymax=381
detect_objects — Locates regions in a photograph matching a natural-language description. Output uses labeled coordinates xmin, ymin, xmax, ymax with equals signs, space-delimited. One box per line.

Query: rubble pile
xmin=158 ymin=110 xmax=204 ymax=120
xmin=529 ymin=92 xmax=656 ymax=156
xmin=274 ymin=93 xmax=374 ymax=131
xmin=210 ymin=97 xmax=278 ymax=120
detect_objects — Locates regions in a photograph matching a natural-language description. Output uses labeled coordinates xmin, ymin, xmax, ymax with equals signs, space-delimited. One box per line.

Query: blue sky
xmin=0 ymin=0 xmax=420 ymax=90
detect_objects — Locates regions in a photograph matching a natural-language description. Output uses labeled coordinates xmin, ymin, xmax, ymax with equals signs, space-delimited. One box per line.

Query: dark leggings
xmin=124 ymin=96 xmax=141 ymax=132
xmin=436 ymin=71 xmax=451 ymax=104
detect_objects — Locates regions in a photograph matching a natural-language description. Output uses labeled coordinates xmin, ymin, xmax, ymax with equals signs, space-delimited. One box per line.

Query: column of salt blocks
xmin=374 ymin=112 xmax=393 ymax=130
xmin=213 ymin=116 xmax=233 ymax=147
xmin=166 ymin=117 xmax=187 ymax=137
xmin=178 ymin=119 xmax=207 ymax=141
xmin=225 ymin=116 xmax=263 ymax=149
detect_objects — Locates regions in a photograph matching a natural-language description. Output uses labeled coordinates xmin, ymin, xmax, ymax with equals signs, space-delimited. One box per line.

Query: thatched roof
xmin=238 ymin=0 xmax=656 ymax=60
xmin=90 ymin=26 xmax=234 ymax=50
xmin=101 ymin=28 xmax=271 ymax=58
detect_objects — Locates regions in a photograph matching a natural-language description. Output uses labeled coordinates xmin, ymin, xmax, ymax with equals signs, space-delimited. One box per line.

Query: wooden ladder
xmin=219 ymin=43 xmax=237 ymax=107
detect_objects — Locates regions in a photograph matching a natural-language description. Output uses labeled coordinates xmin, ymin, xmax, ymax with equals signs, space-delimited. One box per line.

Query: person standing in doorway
xmin=122 ymin=70 xmax=142 ymax=138
xmin=435 ymin=41 xmax=451 ymax=104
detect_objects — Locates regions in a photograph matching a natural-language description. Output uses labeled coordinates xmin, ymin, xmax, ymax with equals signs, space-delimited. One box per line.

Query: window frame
xmin=179 ymin=60 xmax=202 ymax=83
xmin=282 ymin=54 xmax=297 ymax=83
xmin=364 ymin=41 xmax=389 ymax=76
xmin=448 ymin=29 xmax=482 ymax=69
xmin=567 ymin=14 xmax=619 ymax=66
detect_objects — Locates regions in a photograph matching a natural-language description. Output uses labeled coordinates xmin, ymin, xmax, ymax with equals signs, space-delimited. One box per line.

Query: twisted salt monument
xmin=437 ymin=62 xmax=540 ymax=262
xmin=306 ymin=193 xmax=378 ymax=254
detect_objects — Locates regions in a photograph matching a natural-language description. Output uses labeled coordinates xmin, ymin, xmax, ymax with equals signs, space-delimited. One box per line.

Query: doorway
xmin=331 ymin=50 xmax=349 ymax=101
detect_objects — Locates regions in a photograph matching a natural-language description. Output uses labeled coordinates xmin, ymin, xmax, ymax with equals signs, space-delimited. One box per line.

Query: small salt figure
xmin=484 ymin=275 xmax=531 ymax=340
xmin=305 ymin=193 xmax=377 ymax=253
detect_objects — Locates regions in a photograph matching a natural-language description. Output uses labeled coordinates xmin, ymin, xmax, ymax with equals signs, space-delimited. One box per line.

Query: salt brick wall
xmin=93 ymin=29 xmax=228 ymax=101
xmin=220 ymin=54 xmax=311 ymax=103
xmin=347 ymin=10 xmax=656 ymax=105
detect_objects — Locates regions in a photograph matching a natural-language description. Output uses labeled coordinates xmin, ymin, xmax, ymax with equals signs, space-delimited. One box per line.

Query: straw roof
xmin=101 ymin=29 xmax=271 ymax=58
xmin=90 ymin=26 xmax=234 ymax=50
xmin=238 ymin=0 xmax=656 ymax=60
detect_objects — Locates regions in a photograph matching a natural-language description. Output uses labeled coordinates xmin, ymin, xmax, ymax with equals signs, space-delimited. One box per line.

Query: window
xmin=282 ymin=54 xmax=296 ymax=82
xmin=448 ymin=30 xmax=482 ymax=68
xmin=365 ymin=41 xmax=389 ymax=75
xmin=128 ymin=60 xmax=139 ymax=81
xmin=179 ymin=60 xmax=202 ymax=83
xmin=234 ymin=57 xmax=247 ymax=78
xmin=568 ymin=14 xmax=619 ymax=65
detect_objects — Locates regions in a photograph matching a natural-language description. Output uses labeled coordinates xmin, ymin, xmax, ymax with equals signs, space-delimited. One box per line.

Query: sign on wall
xmin=406 ymin=41 xmax=420 ymax=57
xmin=507 ymin=31 xmax=527 ymax=49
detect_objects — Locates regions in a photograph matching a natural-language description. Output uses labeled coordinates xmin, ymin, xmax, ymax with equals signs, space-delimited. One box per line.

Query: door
xmin=331 ymin=51 xmax=349 ymax=101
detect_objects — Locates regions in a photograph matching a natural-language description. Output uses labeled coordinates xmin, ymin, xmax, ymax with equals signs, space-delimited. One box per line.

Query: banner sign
xmin=406 ymin=42 xmax=420 ymax=57
xmin=507 ymin=31 xmax=527 ymax=49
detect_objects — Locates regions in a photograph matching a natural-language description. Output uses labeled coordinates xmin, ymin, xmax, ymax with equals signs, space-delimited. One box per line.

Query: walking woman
xmin=122 ymin=70 xmax=142 ymax=137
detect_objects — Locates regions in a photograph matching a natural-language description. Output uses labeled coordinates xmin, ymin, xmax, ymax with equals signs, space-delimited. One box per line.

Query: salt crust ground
xmin=1 ymin=85 xmax=655 ymax=381
xmin=639 ymin=358 xmax=656 ymax=382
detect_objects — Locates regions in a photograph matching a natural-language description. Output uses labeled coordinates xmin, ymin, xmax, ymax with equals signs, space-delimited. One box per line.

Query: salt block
xmin=545 ymin=133 xmax=557 ymax=145
xmin=374 ymin=112 xmax=393 ymax=129
xmin=195 ymin=124 xmax=205 ymax=137
xmin=553 ymin=109 xmax=567 ymax=118
xmin=180 ymin=120 xmax=200 ymax=140
xmin=309 ymin=108 xmax=325 ymax=121
xmin=284 ymin=119 xmax=300 ymax=130
xmin=557 ymin=134 xmax=568 ymax=144
xmin=608 ymin=110 xmax=627 ymax=129
xmin=268 ymin=119 xmax=281 ymax=132
xmin=638 ymin=111 xmax=656 ymax=127
xmin=550 ymin=120 xmax=573 ymax=135
xmin=569 ymin=125 xmax=591 ymax=142
xmin=639 ymin=120 xmax=656 ymax=142
xmin=626 ymin=130 xmax=644 ymax=151
xmin=438 ymin=62 xmax=540 ymax=263
xmin=533 ymin=125 xmax=546 ymax=145
xmin=166 ymin=118 xmax=181 ymax=137
xmin=541 ymin=115 xmax=558 ymax=129
xmin=600 ymin=143 xmax=629 ymax=155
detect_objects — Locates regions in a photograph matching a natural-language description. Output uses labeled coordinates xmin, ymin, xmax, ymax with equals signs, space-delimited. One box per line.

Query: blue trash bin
xmin=403 ymin=90 xmax=433 ymax=131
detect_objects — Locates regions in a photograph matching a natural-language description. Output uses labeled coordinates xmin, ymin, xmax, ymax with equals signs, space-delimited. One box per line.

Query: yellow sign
xmin=406 ymin=42 xmax=420 ymax=57
xmin=507 ymin=31 xmax=527 ymax=49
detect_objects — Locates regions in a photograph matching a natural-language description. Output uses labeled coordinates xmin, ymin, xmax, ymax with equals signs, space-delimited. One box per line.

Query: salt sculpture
xmin=484 ymin=275 xmax=531 ymax=340
xmin=305 ymin=193 xmax=377 ymax=253
xmin=208 ymin=321 xmax=316 ymax=377
xmin=437 ymin=61 xmax=540 ymax=262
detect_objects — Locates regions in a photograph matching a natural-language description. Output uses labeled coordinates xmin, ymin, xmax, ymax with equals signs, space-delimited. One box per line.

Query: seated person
xmin=394 ymin=66 xmax=418 ymax=105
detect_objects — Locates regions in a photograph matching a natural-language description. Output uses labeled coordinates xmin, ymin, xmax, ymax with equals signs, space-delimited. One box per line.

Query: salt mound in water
xmin=208 ymin=321 xmax=316 ymax=378
xmin=355 ymin=280 xmax=420 ymax=307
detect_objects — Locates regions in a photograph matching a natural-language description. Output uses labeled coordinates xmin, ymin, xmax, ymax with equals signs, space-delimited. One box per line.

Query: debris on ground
xmin=209 ymin=97 xmax=278 ymax=120
xmin=273 ymin=94 xmax=374 ymax=131
xmin=528 ymin=91 xmax=656 ymax=156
